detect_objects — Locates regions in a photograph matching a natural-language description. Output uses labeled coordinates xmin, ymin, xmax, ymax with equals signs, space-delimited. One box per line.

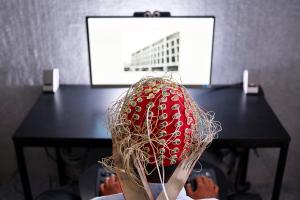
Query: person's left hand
xmin=99 ymin=174 xmax=122 ymax=196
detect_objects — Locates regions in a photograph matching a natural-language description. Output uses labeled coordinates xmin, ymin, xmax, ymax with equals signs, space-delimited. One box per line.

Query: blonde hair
xmin=100 ymin=76 xmax=221 ymax=189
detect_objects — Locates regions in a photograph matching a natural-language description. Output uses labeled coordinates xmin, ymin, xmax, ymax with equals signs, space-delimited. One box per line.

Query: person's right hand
xmin=185 ymin=176 xmax=219 ymax=199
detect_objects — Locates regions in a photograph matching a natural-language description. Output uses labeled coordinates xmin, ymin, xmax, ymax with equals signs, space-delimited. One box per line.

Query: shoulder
xmin=90 ymin=193 xmax=124 ymax=200
xmin=177 ymin=197 xmax=218 ymax=200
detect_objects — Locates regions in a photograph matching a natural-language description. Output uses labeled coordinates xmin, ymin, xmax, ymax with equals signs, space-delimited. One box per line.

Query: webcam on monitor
xmin=133 ymin=11 xmax=171 ymax=17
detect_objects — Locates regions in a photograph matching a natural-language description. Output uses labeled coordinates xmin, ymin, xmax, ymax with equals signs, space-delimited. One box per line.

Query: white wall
xmin=0 ymin=0 xmax=299 ymax=198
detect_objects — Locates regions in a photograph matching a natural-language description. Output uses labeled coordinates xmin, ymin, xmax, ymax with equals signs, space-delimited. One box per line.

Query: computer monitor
xmin=87 ymin=16 xmax=215 ymax=86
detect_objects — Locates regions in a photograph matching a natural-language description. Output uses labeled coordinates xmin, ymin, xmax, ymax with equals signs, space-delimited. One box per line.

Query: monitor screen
xmin=87 ymin=17 xmax=214 ymax=86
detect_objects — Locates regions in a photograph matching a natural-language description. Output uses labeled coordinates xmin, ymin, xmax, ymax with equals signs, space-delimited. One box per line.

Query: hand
xmin=185 ymin=176 xmax=219 ymax=199
xmin=99 ymin=174 xmax=122 ymax=196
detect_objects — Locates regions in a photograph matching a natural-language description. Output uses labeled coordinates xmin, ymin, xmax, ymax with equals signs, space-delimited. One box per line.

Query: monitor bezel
xmin=86 ymin=16 xmax=215 ymax=88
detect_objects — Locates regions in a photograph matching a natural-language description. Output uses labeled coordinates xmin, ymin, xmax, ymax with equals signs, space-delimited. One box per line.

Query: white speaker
xmin=43 ymin=68 xmax=59 ymax=92
xmin=243 ymin=69 xmax=259 ymax=94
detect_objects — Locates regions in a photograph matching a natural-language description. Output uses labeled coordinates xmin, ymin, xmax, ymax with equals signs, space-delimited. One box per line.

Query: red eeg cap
xmin=124 ymin=79 xmax=196 ymax=166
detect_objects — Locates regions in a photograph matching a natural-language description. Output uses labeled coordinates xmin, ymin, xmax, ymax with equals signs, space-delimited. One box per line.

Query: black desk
xmin=12 ymin=85 xmax=290 ymax=200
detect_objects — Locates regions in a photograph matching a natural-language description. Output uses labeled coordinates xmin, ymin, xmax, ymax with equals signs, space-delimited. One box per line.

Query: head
xmin=102 ymin=76 xmax=221 ymax=186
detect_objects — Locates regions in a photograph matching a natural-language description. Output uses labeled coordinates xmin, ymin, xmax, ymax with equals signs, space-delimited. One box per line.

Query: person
xmin=98 ymin=174 xmax=219 ymax=199
xmin=92 ymin=76 xmax=221 ymax=200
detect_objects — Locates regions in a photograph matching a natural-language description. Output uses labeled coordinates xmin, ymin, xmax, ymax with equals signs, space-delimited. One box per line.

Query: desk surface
xmin=13 ymin=85 xmax=290 ymax=147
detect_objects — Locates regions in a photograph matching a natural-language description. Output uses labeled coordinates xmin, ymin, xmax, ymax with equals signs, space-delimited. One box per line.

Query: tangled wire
xmin=100 ymin=76 xmax=222 ymax=189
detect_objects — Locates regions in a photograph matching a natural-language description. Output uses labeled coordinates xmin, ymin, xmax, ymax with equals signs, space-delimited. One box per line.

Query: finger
xmin=185 ymin=183 xmax=194 ymax=195
xmin=201 ymin=176 xmax=211 ymax=185
xmin=109 ymin=174 xmax=116 ymax=184
xmin=100 ymin=183 xmax=105 ymax=193
xmin=105 ymin=177 xmax=110 ymax=185
xmin=195 ymin=176 xmax=205 ymax=186
xmin=206 ymin=177 xmax=214 ymax=187
xmin=114 ymin=174 xmax=119 ymax=182
xmin=214 ymin=185 xmax=219 ymax=193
